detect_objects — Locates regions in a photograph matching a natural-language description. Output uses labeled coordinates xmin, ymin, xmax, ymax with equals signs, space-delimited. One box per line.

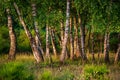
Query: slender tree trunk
xmin=97 ymin=34 xmax=102 ymax=61
xmin=78 ymin=15 xmax=87 ymax=60
xmin=6 ymin=8 xmax=16 ymax=60
xmin=60 ymin=20 xmax=68 ymax=59
xmin=100 ymin=35 xmax=103 ymax=57
xmin=104 ymin=32 xmax=110 ymax=63
xmin=60 ymin=0 xmax=70 ymax=63
xmin=60 ymin=20 xmax=64 ymax=47
xmin=87 ymin=26 xmax=91 ymax=54
xmin=70 ymin=17 xmax=74 ymax=60
xmin=46 ymin=24 xmax=52 ymax=63
xmin=14 ymin=2 xmax=44 ymax=63
xmin=91 ymin=33 xmax=95 ymax=61
xmin=50 ymin=27 xmax=57 ymax=58
xmin=73 ymin=16 xmax=77 ymax=57
xmin=115 ymin=44 xmax=120 ymax=63
xmin=74 ymin=16 xmax=80 ymax=58
xmin=31 ymin=3 xmax=44 ymax=55
xmin=114 ymin=34 xmax=120 ymax=63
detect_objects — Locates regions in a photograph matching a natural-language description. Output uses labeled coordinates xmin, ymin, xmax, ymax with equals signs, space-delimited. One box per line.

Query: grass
xmin=0 ymin=53 xmax=120 ymax=80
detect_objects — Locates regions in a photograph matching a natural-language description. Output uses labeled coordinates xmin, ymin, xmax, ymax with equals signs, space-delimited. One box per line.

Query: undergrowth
xmin=0 ymin=54 xmax=119 ymax=80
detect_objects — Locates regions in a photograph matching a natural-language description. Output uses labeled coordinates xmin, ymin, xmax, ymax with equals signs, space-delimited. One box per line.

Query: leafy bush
xmin=0 ymin=26 xmax=9 ymax=53
xmin=0 ymin=62 xmax=34 ymax=80
xmin=83 ymin=64 xmax=109 ymax=80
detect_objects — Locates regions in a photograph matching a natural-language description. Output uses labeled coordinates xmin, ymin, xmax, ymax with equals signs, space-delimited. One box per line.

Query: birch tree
xmin=14 ymin=2 xmax=44 ymax=63
xmin=60 ymin=0 xmax=70 ymax=63
xmin=6 ymin=8 xmax=16 ymax=60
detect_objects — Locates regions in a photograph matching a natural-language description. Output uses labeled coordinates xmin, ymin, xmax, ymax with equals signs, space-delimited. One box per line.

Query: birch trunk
xmin=73 ymin=16 xmax=77 ymax=57
xmin=6 ymin=8 xmax=16 ymax=60
xmin=46 ymin=24 xmax=52 ymax=63
xmin=70 ymin=17 xmax=74 ymax=60
xmin=115 ymin=44 xmax=120 ymax=63
xmin=60 ymin=20 xmax=64 ymax=47
xmin=114 ymin=34 xmax=120 ymax=63
xmin=78 ymin=15 xmax=87 ymax=60
xmin=14 ymin=3 xmax=44 ymax=63
xmin=60 ymin=0 xmax=70 ymax=62
xmin=31 ymin=3 xmax=44 ymax=55
xmin=91 ymin=33 xmax=95 ymax=61
xmin=104 ymin=32 xmax=110 ymax=63
xmin=50 ymin=27 xmax=57 ymax=58
xmin=74 ymin=16 xmax=80 ymax=58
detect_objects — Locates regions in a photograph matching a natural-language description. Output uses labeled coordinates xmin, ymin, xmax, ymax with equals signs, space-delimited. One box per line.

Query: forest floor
xmin=0 ymin=53 xmax=120 ymax=80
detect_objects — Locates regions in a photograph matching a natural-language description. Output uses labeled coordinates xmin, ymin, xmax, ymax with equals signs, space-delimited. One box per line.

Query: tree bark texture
xmin=60 ymin=20 xmax=64 ymax=47
xmin=114 ymin=34 xmax=120 ymax=63
xmin=60 ymin=0 xmax=70 ymax=62
xmin=73 ymin=16 xmax=80 ymax=58
xmin=14 ymin=2 xmax=44 ymax=63
xmin=46 ymin=24 xmax=52 ymax=63
xmin=6 ymin=8 xmax=16 ymax=60
xmin=70 ymin=17 xmax=74 ymax=60
xmin=31 ymin=3 xmax=44 ymax=55
xmin=104 ymin=32 xmax=110 ymax=63
xmin=91 ymin=33 xmax=95 ymax=61
xmin=50 ymin=27 xmax=57 ymax=58
xmin=78 ymin=15 xmax=87 ymax=60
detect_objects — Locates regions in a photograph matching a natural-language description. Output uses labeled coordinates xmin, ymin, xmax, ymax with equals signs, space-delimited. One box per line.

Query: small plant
xmin=83 ymin=64 xmax=109 ymax=80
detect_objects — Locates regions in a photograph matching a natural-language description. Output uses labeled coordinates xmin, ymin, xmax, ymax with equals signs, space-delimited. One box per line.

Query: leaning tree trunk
xmin=104 ymin=32 xmax=110 ymax=63
xmin=49 ymin=27 xmax=57 ymax=58
xmin=114 ymin=44 xmax=120 ymax=63
xmin=6 ymin=8 xmax=16 ymax=60
xmin=60 ymin=0 xmax=70 ymax=63
xmin=14 ymin=2 xmax=44 ymax=63
xmin=31 ymin=3 xmax=44 ymax=55
xmin=70 ymin=17 xmax=74 ymax=60
xmin=78 ymin=14 xmax=87 ymax=60
xmin=114 ymin=34 xmax=120 ymax=63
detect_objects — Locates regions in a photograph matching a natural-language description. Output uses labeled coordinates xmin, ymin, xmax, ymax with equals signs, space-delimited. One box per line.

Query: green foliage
xmin=17 ymin=30 xmax=31 ymax=52
xmin=0 ymin=26 xmax=9 ymax=53
xmin=83 ymin=64 xmax=109 ymax=80
xmin=0 ymin=61 xmax=34 ymax=80
xmin=110 ymin=32 xmax=119 ymax=52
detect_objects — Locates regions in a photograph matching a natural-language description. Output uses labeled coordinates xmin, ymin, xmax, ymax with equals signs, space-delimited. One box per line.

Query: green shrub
xmin=39 ymin=69 xmax=53 ymax=80
xmin=0 ymin=62 xmax=34 ymax=80
xmin=83 ymin=64 xmax=109 ymax=80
